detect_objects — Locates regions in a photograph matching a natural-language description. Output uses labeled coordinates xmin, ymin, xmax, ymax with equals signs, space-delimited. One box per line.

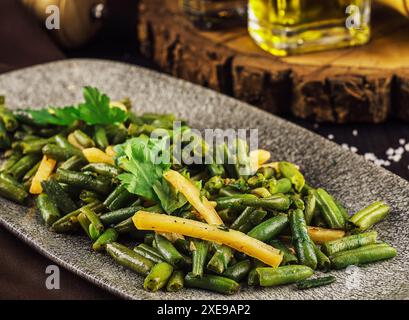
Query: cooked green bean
xmin=22 ymin=161 xmax=41 ymax=181
xmin=304 ymin=189 xmax=317 ymax=225
xmin=144 ymin=262 xmax=174 ymax=292
xmin=207 ymin=244 xmax=234 ymax=274
xmin=106 ymin=242 xmax=154 ymax=276
xmin=268 ymin=178 xmax=292 ymax=195
xmin=81 ymin=163 xmax=121 ymax=178
xmin=0 ymin=151 xmax=21 ymax=172
xmin=166 ymin=270 xmax=185 ymax=292
xmin=247 ymin=214 xmax=289 ymax=242
xmin=278 ymin=162 xmax=305 ymax=193
xmin=54 ymin=168 xmax=112 ymax=194
xmin=269 ymin=240 xmax=298 ymax=265
xmin=322 ymin=231 xmax=378 ymax=256
xmin=256 ymin=265 xmax=313 ymax=286
xmin=185 ymin=273 xmax=240 ymax=295
xmin=100 ymin=206 xmax=141 ymax=226
xmin=36 ymin=193 xmax=61 ymax=226
xmin=42 ymin=144 xmax=78 ymax=161
xmin=216 ymin=194 xmax=290 ymax=211
xmin=81 ymin=207 xmax=104 ymax=234
xmin=0 ymin=106 xmax=18 ymax=132
xmin=79 ymin=190 xmax=102 ymax=203
xmin=60 ymin=155 xmax=87 ymax=171
xmin=94 ymin=126 xmax=109 ymax=149
xmin=349 ymin=201 xmax=390 ymax=231
xmin=330 ymin=243 xmax=397 ymax=269
xmin=20 ymin=138 xmax=50 ymax=154
xmin=41 ymin=179 xmax=78 ymax=214
xmin=73 ymin=130 xmax=95 ymax=148
xmin=289 ymin=209 xmax=317 ymax=269
xmin=315 ymin=188 xmax=346 ymax=230
xmin=133 ymin=245 xmax=165 ymax=264
xmin=222 ymin=259 xmax=251 ymax=282
xmin=297 ymin=276 xmax=336 ymax=290
xmin=311 ymin=242 xmax=331 ymax=270
xmin=7 ymin=154 xmax=41 ymax=180
xmin=155 ymin=234 xmax=185 ymax=267
xmin=114 ymin=217 xmax=137 ymax=234
xmin=190 ymin=239 xmax=209 ymax=278
xmin=92 ymin=228 xmax=118 ymax=251
xmin=0 ymin=174 xmax=28 ymax=204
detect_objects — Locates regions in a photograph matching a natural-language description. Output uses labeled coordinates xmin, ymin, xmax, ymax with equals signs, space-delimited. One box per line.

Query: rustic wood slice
xmin=137 ymin=0 xmax=409 ymax=123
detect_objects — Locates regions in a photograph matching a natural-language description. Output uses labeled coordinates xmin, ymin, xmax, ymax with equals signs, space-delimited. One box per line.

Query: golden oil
xmin=248 ymin=0 xmax=371 ymax=56
xmin=181 ymin=0 xmax=247 ymax=30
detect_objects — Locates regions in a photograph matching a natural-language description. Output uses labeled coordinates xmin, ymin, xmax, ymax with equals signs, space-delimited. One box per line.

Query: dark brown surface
xmin=137 ymin=0 xmax=409 ymax=123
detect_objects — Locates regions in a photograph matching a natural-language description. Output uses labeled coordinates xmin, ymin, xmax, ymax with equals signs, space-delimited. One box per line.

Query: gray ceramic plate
xmin=0 ymin=59 xmax=408 ymax=300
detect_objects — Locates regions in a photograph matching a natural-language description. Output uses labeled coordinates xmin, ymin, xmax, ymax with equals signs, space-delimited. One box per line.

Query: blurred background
xmin=0 ymin=0 xmax=409 ymax=299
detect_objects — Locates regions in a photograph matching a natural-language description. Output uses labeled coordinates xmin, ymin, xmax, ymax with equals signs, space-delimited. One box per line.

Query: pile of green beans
xmin=0 ymin=94 xmax=397 ymax=295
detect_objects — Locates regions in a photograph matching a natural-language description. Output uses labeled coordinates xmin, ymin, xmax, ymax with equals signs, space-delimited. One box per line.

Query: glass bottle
xmin=181 ymin=0 xmax=247 ymax=30
xmin=248 ymin=0 xmax=371 ymax=56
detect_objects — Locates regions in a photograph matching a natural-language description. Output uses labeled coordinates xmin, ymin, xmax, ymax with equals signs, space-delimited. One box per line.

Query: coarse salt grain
xmin=386 ymin=148 xmax=394 ymax=156
xmin=328 ymin=134 xmax=334 ymax=140
xmin=395 ymin=147 xmax=404 ymax=155
xmin=350 ymin=146 xmax=358 ymax=153
xmin=352 ymin=130 xmax=358 ymax=136
xmin=405 ymin=144 xmax=409 ymax=152
xmin=399 ymin=139 xmax=406 ymax=145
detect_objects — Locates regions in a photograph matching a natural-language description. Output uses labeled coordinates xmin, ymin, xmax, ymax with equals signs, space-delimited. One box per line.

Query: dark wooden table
xmin=1 ymin=0 xmax=408 ymax=300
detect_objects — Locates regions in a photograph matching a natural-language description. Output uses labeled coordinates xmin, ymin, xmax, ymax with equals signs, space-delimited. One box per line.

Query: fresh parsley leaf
xmin=153 ymin=179 xmax=187 ymax=214
xmin=78 ymin=86 xmax=127 ymax=125
xmin=19 ymin=87 xmax=128 ymax=126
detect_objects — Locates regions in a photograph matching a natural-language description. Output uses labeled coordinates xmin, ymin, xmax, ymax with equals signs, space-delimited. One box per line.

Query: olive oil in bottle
xmin=181 ymin=0 xmax=247 ymax=30
xmin=248 ymin=0 xmax=371 ymax=56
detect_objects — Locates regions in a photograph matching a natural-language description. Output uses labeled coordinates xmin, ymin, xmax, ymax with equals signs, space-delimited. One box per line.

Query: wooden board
xmin=137 ymin=0 xmax=409 ymax=123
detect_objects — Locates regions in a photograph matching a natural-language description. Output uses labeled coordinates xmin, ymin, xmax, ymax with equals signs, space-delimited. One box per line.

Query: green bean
xmin=92 ymin=228 xmax=118 ymax=251
xmin=185 ymin=273 xmax=240 ymax=295
xmin=0 ymin=172 xmax=20 ymax=186
xmin=0 ymin=151 xmax=21 ymax=172
xmin=133 ymin=245 xmax=166 ymax=264
xmin=297 ymin=276 xmax=336 ymax=290
xmin=278 ymin=162 xmax=305 ymax=193
xmin=81 ymin=163 xmax=121 ymax=178
xmin=218 ymin=187 xmax=240 ymax=197
xmin=21 ymin=161 xmax=40 ymax=182
xmin=330 ymin=243 xmax=397 ymax=269
xmin=54 ymin=168 xmax=112 ymax=194
xmin=174 ymin=238 xmax=191 ymax=255
xmin=60 ymin=155 xmax=87 ymax=171
xmin=94 ymin=126 xmax=109 ymax=149
xmin=256 ymin=265 xmax=313 ymax=286
xmin=106 ymin=188 xmax=136 ymax=211
xmin=315 ymin=188 xmax=346 ymax=230
xmin=19 ymin=138 xmax=51 ymax=155
xmin=42 ymin=144 xmax=79 ymax=161
xmin=41 ymin=179 xmax=77 ymax=214
xmin=73 ymin=130 xmax=95 ymax=148
xmin=216 ymin=194 xmax=290 ymax=211
xmin=36 ymin=193 xmax=61 ymax=226
xmin=79 ymin=190 xmax=102 ymax=203
xmin=0 ymin=174 xmax=28 ymax=204
xmin=166 ymin=270 xmax=185 ymax=292
xmin=289 ymin=209 xmax=317 ymax=269
xmin=0 ymin=120 xmax=11 ymax=148
xmin=155 ymin=234 xmax=184 ymax=267
xmin=81 ymin=207 xmax=104 ymax=234
xmin=54 ymin=134 xmax=82 ymax=155
xmin=0 ymin=106 xmax=18 ymax=132
xmin=247 ymin=214 xmax=289 ymax=242
xmin=112 ymin=125 xmax=128 ymax=145
xmin=100 ymin=206 xmax=141 ymax=226
xmin=222 ymin=259 xmax=251 ymax=282
xmin=77 ymin=212 xmax=93 ymax=239
xmin=7 ymin=154 xmax=41 ymax=180
xmin=217 ymin=208 xmax=237 ymax=224
xmin=103 ymin=184 xmax=126 ymax=207
xmin=247 ymin=260 xmax=266 ymax=286
xmin=207 ymin=244 xmax=234 ymax=274
xmin=251 ymin=187 xmax=271 ymax=198
xmin=304 ymin=189 xmax=317 ymax=225
xmin=114 ymin=217 xmax=137 ymax=234
xmin=144 ymin=262 xmax=174 ymax=292
xmin=311 ymin=242 xmax=331 ymax=270
xmin=269 ymin=240 xmax=298 ymax=265
xmin=230 ymin=207 xmax=255 ymax=230
xmin=51 ymin=200 xmax=103 ymax=232
xmin=322 ymin=231 xmax=378 ymax=256
xmin=106 ymin=242 xmax=154 ymax=276
xmin=190 ymin=239 xmax=209 ymax=278
xmin=349 ymin=201 xmax=390 ymax=231
xmin=268 ymin=178 xmax=292 ymax=195
xmin=204 ymin=175 xmax=224 ymax=193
